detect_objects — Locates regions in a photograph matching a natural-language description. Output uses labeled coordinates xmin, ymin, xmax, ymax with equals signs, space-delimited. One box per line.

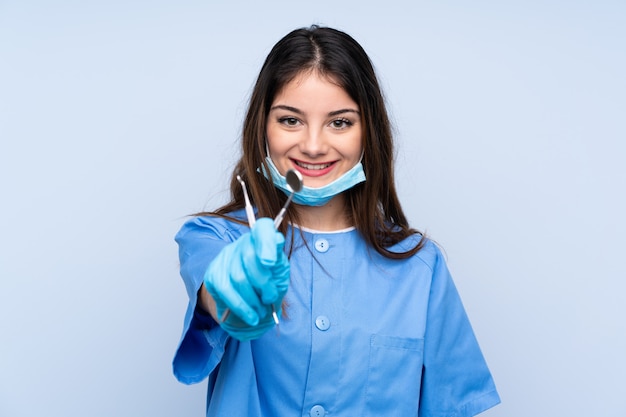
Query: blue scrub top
xmin=173 ymin=212 xmax=500 ymax=417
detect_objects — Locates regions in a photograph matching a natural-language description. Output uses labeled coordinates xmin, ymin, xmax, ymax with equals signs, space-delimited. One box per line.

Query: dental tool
xmin=273 ymin=169 xmax=303 ymax=228
xmin=221 ymin=170 xmax=302 ymax=326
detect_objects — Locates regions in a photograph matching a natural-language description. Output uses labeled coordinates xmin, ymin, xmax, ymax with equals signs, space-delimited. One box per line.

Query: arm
xmin=172 ymin=217 xmax=235 ymax=385
xmin=418 ymin=244 xmax=500 ymax=417
xmin=197 ymin=282 xmax=219 ymax=321
xmin=172 ymin=216 xmax=290 ymax=383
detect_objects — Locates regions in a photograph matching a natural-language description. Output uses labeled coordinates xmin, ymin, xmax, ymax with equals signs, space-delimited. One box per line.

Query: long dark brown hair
xmin=205 ymin=25 xmax=424 ymax=258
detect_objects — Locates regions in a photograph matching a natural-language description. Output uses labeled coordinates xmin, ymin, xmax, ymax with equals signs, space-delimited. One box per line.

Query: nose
xmin=298 ymin=127 xmax=328 ymax=157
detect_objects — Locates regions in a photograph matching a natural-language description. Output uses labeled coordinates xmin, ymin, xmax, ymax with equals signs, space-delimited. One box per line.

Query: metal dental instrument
xmin=273 ymin=169 xmax=303 ymax=228
xmin=221 ymin=171 xmax=302 ymax=326
xmin=221 ymin=175 xmax=258 ymax=324
xmin=268 ymin=169 xmax=302 ymax=328
xmin=237 ymin=175 xmax=256 ymax=228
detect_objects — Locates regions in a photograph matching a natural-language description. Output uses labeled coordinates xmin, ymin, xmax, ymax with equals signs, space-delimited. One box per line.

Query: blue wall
xmin=1 ymin=1 xmax=624 ymax=416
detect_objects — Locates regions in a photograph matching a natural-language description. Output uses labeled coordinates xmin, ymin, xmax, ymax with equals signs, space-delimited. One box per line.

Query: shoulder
xmin=175 ymin=209 xmax=249 ymax=244
xmin=388 ymin=233 xmax=444 ymax=272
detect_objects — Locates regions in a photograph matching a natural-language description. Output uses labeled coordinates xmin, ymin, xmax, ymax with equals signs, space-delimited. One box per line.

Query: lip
xmin=290 ymin=158 xmax=337 ymax=177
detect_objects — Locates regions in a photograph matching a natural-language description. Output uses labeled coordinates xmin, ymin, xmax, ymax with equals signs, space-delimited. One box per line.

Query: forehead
xmin=272 ymin=70 xmax=357 ymax=108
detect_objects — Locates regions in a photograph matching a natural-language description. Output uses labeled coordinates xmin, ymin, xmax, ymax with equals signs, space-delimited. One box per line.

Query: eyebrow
xmin=270 ymin=104 xmax=360 ymax=117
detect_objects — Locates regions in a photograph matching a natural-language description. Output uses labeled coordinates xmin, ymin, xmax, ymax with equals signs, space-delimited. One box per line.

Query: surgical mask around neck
xmin=263 ymin=156 xmax=366 ymax=206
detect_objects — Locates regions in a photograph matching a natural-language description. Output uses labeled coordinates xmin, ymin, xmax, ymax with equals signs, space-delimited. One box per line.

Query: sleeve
xmin=418 ymin=246 xmax=501 ymax=417
xmin=171 ymin=217 xmax=236 ymax=385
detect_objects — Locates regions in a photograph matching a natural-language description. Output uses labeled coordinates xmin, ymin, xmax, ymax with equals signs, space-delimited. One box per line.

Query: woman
xmin=173 ymin=25 xmax=500 ymax=416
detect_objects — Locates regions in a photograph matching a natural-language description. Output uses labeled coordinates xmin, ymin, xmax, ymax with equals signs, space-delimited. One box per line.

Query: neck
xmin=293 ymin=194 xmax=352 ymax=231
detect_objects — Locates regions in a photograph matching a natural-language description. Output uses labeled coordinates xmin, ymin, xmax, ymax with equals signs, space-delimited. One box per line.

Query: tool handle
xmin=273 ymin=193 xmax=294 ymax=228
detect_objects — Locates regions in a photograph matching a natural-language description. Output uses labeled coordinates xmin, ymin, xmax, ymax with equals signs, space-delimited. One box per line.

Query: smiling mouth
xmin=293 ymin=160 xmax=333 ymax=170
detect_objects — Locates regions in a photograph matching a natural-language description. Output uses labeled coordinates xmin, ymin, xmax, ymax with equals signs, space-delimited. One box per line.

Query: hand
xmin=203 ymin=217 xmax=290 ymax=341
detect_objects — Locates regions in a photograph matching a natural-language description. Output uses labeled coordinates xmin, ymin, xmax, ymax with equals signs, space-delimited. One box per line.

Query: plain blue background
xmin=1 ymin=1 xmax=624 ymax=416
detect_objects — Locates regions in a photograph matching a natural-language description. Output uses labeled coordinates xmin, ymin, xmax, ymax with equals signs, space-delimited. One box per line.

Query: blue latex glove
xmin=203 ymin=217 xmax=290 ymax=341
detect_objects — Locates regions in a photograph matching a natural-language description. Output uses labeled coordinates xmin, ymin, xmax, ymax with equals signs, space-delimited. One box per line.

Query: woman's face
xmin=266 ymin=71 xmax=363 ymax=189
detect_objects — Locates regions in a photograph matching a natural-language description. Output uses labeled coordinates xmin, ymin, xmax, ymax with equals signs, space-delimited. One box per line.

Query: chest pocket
xmin=365 ymin=334 xmax=424 ymax=416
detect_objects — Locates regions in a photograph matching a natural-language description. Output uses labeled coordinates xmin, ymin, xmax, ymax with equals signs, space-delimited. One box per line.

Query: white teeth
xmin=296 ymin=161 xmax=331 ymax=170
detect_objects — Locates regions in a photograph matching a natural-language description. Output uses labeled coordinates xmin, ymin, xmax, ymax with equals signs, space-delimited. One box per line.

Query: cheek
xmin=265 ymin=135 xmax=288 ymax=168
xmin=344 ymin=131 xmax=364 ymax=161
xmin=265 ymin=125 xmax=280 ymax=155
xmin=266 ymin=125 xmax=295 ymax=157
xmin=265 ymin=137 xmax=281 ymax=159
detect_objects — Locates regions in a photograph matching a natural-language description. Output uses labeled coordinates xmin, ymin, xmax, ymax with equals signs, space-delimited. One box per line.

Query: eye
xmin=330 ymin=118 xmax=353 ymax=130
xmin=278 ymin=116 xmax=301 ymax=127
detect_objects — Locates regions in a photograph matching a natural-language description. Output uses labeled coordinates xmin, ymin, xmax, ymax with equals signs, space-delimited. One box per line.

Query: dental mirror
xmin=273 ymin=169 xmax=303 ymax=228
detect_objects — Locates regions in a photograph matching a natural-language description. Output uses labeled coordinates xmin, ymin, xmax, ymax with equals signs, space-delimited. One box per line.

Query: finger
xmin=241 ymin=242 xmax=282 ymax=304
xmin=251 ymin=218 xmax=280 ymax=266
xmin=243 ymin=255 xmax=278 ymax=305
xmin=206 ymin=244 xmax=260 ymax=326
xmin=221 ymin=310 xmax=276 ymax=341
xmin=259 ymin=282 xmax=279 ymax=305
xmin=229 ymin=247 xmax=267 ymax=323
xmin=269 ymin=253 xmax=291 ymax=298
xmin=209 ymin=277 xmax=260 ymax=326
xmin=241 ymin=235 xmax=272 ymax=287
xmin=254 ymin=252 xmax=290 ymax=305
